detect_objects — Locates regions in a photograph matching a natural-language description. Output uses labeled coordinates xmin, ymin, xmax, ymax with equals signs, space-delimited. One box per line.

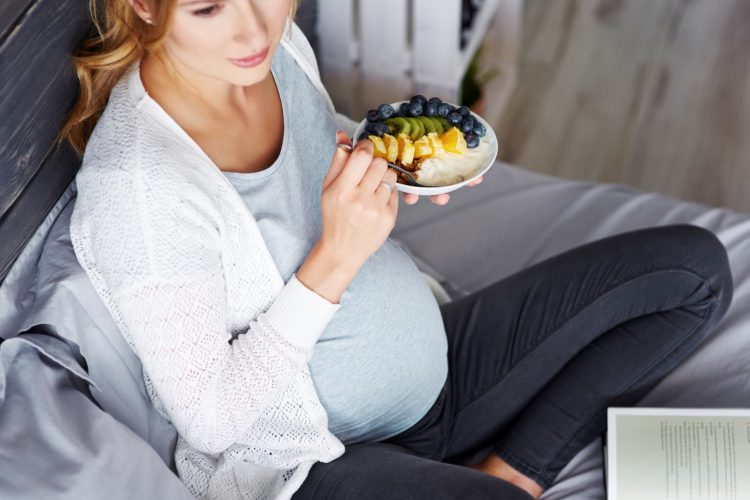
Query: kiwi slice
xmin=428 ymin=117 xmax=444 ymax=135
xmin=438 ymin=117 xmax=451 ymax=131
xmin=383 ymin=119 xmax=398 ymax=135
xmin=417 ymin=119 xmax=427 ymax=139
xmin=406 ymin=118 xmax=423 ymax=141
xmin=415 ymin=118 xmax=427 ymax=139
xmin=386 ymin=117 xmax=411 ymax=136
xmin=419 ymin=116 xmax=436 ymax=135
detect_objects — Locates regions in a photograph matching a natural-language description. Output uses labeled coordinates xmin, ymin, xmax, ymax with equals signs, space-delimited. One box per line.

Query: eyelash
xmin=193 ymin=4 xmax=222 ymax=17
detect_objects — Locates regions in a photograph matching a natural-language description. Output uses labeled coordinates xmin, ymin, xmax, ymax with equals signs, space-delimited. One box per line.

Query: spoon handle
xmin=386 ymin=162 xmax=421 ymax=186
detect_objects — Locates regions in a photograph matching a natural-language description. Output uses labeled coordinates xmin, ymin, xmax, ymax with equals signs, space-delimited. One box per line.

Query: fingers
xmin=387 ymin=176 xmax=399 ymax=215
xmin=430 ymin=193 xmax=450 ymax=205
xmin=323 ymin=131 xmax=354 ymax=190
xmin=401 ymin=193 xmax=450 ymax=205
xmin=334 ymin=138 xmax=377 ymax=188
xmin=359 ymin=156 xmax=389 ymax=192
xmin=374 ymin=168 xmax=398 ymax=200
xmin=402 ymin=193 xmax=419 ymax=205
xmin=324 ymin=133 xmax=395 ymax=208
xmin=337 ymin=130 xmax=353 ymax=148
xmin=467 ymin=176 xmax=484 ymax=186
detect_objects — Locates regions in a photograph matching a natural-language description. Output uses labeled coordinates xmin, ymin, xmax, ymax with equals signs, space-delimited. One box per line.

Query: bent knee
xmin=665 ymin=224 xmax=733 ymax=319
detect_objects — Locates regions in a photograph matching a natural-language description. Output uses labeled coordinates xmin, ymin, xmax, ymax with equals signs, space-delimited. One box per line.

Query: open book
xmin=605 ymin=407 xmax=750 ymax=500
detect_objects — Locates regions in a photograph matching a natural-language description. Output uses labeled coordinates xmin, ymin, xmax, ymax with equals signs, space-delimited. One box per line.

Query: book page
xmin=608 ymin=408 xmax=750 ymax=500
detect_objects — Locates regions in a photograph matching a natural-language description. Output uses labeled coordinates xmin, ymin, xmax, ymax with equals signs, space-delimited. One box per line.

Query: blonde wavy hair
xmin=59 ymin=0 xmax=300 ymax=156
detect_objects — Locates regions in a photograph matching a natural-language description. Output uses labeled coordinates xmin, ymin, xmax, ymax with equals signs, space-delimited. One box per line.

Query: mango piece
xmin=397 ymin=133 xmax=415 ymax=166
xmin=383 ymin=134 xmax=399 ymax=163
xmin=427 ymin=132 xmax=445 ymax=156
xmin=368 ymin=135 xmax=388 ymax=159
xmin=413 ymin=136 xmax=433 ymax=158
xmin=401 ymin=143 xmax=415 ymax=166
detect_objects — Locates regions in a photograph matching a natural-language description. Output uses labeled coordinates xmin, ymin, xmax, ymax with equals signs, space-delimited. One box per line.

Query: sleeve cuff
xmin=262 ymin=273 xmax=341 ymax=351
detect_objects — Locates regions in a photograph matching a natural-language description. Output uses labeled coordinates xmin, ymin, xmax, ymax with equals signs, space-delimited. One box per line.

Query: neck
xmin=141 ymin=49 xmax=271 ymax=120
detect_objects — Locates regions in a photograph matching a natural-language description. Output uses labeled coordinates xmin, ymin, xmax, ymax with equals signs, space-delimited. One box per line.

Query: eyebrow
xmin=180 ymin=0 xmax=219 ymax=5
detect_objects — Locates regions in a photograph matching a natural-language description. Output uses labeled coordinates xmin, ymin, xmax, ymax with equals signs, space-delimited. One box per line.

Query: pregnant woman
xmin=60 ymin=1 xmax=733 ymax=499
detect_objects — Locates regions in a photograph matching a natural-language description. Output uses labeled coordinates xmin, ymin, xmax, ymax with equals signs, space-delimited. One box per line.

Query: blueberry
xmin=447 ymin=112 xmax=462 ymax=125
xmin=366 ymin=109 xmax=380 ymax=122
xmin=358 ymin=131 xmax=370 ymax=142
xmin=437 ymin=103 xmax=453 ymax=117
xmin=466 ymin=133 xmax=480 ymax=148
xmin=375 ymin=123 xmax=391 ymax=136
xmin=473 ymin=121 xmax=486 ymax=137
xmin=425 ymin=101 xmax=438 ymax=117
xmin=409 ymin=100 xmax=424 ymax=116
xmin=457 ymin=106 xmax=471 ymax=117
xmin=428 ymin=97 xmax=442 ymax=106
xmin=410 ymin=94 xmax=427 ymax=106
xmin=377 ymin=103 xmax=395 ymax=120
xmin=461 ymin=117 xmax=475 ymax=134
xmin=366 ymin=122 xmax=388 ymax=136
xmin=399 ymin=102 xmax=410 ymax=116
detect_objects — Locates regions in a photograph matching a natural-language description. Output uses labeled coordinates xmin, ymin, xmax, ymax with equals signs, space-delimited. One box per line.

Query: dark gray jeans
xmin=293 ymin=224 xmax=733 ymax=499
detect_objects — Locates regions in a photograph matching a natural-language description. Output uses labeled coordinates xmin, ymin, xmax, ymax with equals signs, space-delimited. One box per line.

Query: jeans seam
xmin=493 ymin=447 xmax=551 ymax=489
xmin=517 ymin=264 xmax=719 ymax=363
xmin=454 ymin=266 xmax=718 ymax=419
xmin=534 ymin=286 xmax=718 ymax=484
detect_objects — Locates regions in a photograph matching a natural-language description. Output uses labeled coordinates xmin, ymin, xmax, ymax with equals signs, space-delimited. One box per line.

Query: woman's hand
xmin=298 ymin=131 xmax=398 ymax=303
xmin=401 ymin=176 xmax=484 ymax=206
xmin=318 ymin=130 xmax=399 ymax=267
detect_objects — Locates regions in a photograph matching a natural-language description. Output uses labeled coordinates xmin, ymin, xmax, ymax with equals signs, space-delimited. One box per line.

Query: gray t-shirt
xmin=224 ymin=45 xmax=448 ymax=444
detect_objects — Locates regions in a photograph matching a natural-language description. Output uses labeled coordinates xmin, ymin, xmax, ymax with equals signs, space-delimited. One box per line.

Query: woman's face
xmin=158 ymin=0 xmax=292 ymax=87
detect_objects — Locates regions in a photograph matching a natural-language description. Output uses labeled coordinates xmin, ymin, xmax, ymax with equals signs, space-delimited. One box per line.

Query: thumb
xmin=322 ymin=130 xmax=353 ymax=191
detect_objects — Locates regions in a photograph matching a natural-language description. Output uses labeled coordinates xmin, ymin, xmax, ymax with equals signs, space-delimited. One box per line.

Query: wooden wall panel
xmin=0 ymin=0 xmax=30 ymax=39
xmin=0 ymin=0 xmax=91 ymax=284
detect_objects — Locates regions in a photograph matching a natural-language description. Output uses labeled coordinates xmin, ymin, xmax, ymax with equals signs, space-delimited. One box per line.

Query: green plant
xmin=460 ymin=46 xmax=500 ymax=108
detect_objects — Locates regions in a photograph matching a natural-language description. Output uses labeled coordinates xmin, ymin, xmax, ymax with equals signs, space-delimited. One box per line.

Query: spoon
xmin=386 ymin=162 xmax=422 ymax=186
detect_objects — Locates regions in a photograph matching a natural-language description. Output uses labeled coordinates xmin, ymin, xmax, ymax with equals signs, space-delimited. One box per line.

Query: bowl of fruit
xmin=353 ymin=95 xmax=499 ymax=196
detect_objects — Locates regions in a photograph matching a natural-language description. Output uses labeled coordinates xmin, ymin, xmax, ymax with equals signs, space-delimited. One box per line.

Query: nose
xmin=233 ymin=1 xmax=266 ymax=46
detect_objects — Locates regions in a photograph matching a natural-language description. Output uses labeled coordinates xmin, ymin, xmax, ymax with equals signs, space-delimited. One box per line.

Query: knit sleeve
xmin=70 ymin=166 xmax=340 ymax=455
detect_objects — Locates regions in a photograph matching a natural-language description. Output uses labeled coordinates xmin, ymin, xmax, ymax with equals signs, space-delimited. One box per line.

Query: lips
xmin=229 ymin=47 xmax=269 ymax=68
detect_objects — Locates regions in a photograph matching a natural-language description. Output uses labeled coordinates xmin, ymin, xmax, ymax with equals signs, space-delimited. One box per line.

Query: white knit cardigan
xmin=70 ymin=23 xmax=356 ymax=500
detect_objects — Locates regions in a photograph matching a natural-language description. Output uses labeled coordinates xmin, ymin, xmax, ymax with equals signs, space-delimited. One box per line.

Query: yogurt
xmin=415 ymin=139 xmax=492 ymax=186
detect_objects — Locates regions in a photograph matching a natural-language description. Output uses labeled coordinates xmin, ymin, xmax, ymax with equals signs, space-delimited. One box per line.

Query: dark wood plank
xmin=0 ymin=143 xmax=78 ymax=282
xmin=0 ymin=0 xmax=91 ymax=283
xmin=0 ymin=0 xmax=31 ymax=41
xmin=0 ymin=0 xmax=90 ymax=215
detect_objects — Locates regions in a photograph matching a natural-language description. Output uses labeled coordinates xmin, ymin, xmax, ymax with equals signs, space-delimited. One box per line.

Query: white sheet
xmin=394 ymin=162 xmax=750 ymax=499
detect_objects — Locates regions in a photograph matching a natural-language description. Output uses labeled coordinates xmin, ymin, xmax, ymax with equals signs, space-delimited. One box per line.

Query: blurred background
xmin=297 ymin=0 xmax=749 ymax=213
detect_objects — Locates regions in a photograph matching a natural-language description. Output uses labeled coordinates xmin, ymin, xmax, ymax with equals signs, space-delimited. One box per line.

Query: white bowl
xmin=352 ymin=100 xmax=499 ymax=196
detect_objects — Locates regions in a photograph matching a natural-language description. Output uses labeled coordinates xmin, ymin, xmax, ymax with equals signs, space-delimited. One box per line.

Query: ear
xmin=128 ymin=0 xmax=153 ymax=23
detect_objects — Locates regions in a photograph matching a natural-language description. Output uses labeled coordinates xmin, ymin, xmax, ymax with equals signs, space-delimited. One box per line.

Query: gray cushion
xmin=0 ymin=330 xmax=191 ymax=499
xmin=0 ymin=180 xmax=178 ymax=467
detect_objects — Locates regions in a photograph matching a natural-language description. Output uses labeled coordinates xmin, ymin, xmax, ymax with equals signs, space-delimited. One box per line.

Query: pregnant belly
xmin=307 ymin=240 xmax=449 ymax=444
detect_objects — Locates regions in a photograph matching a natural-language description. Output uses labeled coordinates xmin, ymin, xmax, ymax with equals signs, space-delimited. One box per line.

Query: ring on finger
xmin=378 ymin=180 xmax=395 ymax=192
xmin=336 ymin=143 xmax=353 ymax=153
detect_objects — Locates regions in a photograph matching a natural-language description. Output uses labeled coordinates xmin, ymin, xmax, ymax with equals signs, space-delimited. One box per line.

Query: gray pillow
xmin=0 ymin=180 xmax=178 ymax=467
xmin=0 ymin=331 xmax=192 ymax=499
